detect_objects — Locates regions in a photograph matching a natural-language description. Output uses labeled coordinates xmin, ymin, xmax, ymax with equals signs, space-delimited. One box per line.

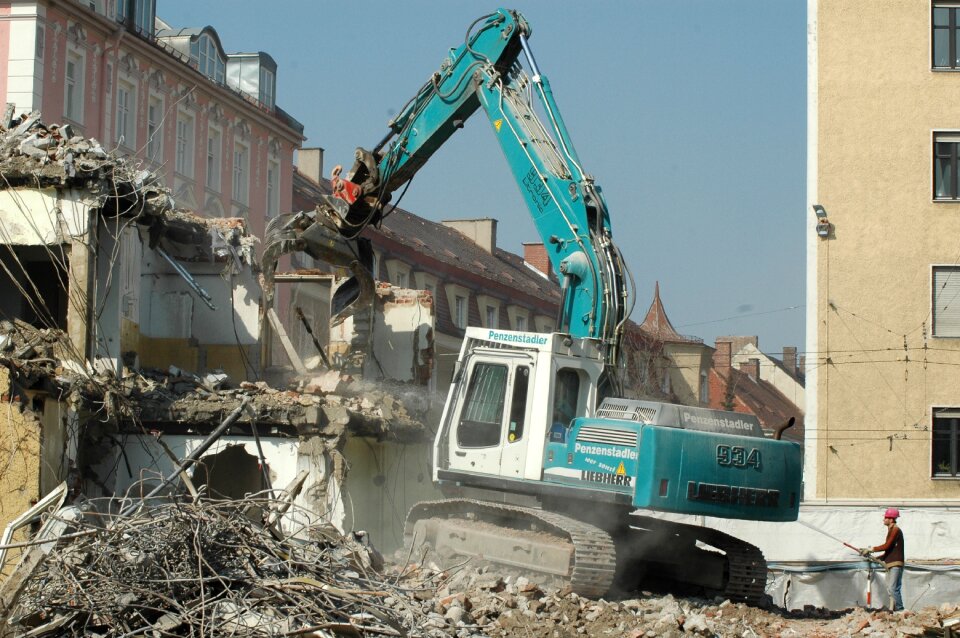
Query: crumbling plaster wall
xmin=98 ymin=434 xmax=344 ymax=535
xmin=0 ymin=367 xmax=42 ymax=523
xmin=131 ymin=233 xmax=260 ymax=380
xmin=340 ymin=437 xmax=441 ymax=553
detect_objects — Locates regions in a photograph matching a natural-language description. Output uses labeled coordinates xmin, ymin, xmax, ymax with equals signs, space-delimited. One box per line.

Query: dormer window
xmin=191 ymin=34 xmax=225 ymax=83
xmin=225 ymin=53 xmax=278 ymax=111
xmin=117 ymin=0 xmax=155 ymax=36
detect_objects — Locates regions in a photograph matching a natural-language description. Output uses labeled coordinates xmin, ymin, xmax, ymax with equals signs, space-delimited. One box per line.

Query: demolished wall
xmin=0 ymin=112 xmax=437 ymax=557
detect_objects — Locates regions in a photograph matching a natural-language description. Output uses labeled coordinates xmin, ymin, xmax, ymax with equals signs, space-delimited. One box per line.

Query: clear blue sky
xmin=162 ymin=1 xmax=807 ymax=356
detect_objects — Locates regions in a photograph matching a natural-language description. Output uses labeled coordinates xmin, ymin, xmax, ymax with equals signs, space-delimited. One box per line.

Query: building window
xmin=175 ymin=112 xmax=195 ymax=177
xmin=206 ymin=127 xmax=221 ymax=190
xmin=133 ymin=0 xmax=154 ymax=35
xmin=193 ymin=34 xmax=224 ymax=83
xmin=65 ymin=50 xmax=84 ymax=123
xmin=146 ymin=95 xmax=162 ymax=161
xmin=486 ymin=305 xmax=498 ymax=328
xmin=933 ymin=409 xmax=960 ymax=476
xmin=515 ymin=315 xmax=526 ymax=331
xmin=933 ymin=266 xmax=960 ymax=336
xmin=36 ymin=25 xmax=44 ymax=60
xmin=232 ymin=141 xmax=249 ymax=204
xmin=396 ymin=271 xmax=408 ymax=288
xmin=934 ymin=4 xmax=960 ymax=68
xmin=935 ymin=133 xmax=960 ymax=199
xmin=260 ymin=67 xmax=275 ymax=109
xmin=266 ymin=159 xmax=279 ymax=217
xmin=115 ymin=80 xmax=135 ymax=148
xmin=454 ymin=295 xmax=467 ymax=328
xmin=700 ymin=371 xmax=709 ymax=404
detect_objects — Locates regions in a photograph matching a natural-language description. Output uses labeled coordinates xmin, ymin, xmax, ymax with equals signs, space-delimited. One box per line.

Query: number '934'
xmin=716 ymin=445 xmax=761 ymax=469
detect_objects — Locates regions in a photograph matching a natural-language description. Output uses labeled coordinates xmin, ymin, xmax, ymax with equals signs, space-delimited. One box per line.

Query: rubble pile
xmin=385 ymin=558 xmax=960 ymax=638
xmin=0 ymin=110 xmax=171 ymax=212
xmin=2 ymin=497 xmax=454 ymax=638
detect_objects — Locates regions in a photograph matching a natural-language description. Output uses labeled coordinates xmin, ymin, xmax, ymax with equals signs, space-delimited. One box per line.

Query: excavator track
xmin=630 ymin=514 xmax=768 ymax=604
xmin=404 ymin=499 xmax=617 ymax=598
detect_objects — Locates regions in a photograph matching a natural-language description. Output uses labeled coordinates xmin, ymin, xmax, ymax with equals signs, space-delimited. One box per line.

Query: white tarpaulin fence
xmin=768 ymin=562 xmax=960 ymax=611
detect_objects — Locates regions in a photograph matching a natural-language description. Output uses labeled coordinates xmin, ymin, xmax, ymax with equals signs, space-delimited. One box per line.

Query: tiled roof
xmin=639 ymin=282 xmax=701 ymax=344
xmin=710 ymin=367 xmax=805 ymax=443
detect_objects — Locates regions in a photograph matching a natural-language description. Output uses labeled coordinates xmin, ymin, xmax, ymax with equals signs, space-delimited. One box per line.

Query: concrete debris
xmin=0 ymin=318 xmax=429 ymax=442
xmin=383 ymin=552 xmax=960 ymax=638
xmin=0 ymin=112 xmax=255 ymax=263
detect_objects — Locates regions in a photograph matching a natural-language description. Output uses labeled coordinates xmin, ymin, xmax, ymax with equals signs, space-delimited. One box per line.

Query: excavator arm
xmin=264 ymin=8 xmax=634 ymax=378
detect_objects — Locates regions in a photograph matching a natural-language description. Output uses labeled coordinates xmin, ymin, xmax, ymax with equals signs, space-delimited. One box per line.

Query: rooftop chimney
xmin=783 ymin=346 xmax=797 ymax=376
xmin=523 ymin=242 xmax=550 ymax=276
xmin=713 ymin=339 xmax=732 ymax=372
xmin=298 ymin=147 xmax=324 ymax=184
xmin=442 ymin=218 xmax=497 ymax=253
xmin=799 ymin=355 xmax=806 ymax=376
xmin=740 ymin=358 xmax=760 ymax=381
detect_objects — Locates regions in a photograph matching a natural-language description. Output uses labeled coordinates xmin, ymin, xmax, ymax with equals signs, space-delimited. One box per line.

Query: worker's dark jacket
xmin=872 ymin=525 xmax=904 ymax=568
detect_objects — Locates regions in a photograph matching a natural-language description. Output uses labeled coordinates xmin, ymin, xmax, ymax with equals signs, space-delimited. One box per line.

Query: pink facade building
xmin=0 ymin=0 xmax=303 ymax=240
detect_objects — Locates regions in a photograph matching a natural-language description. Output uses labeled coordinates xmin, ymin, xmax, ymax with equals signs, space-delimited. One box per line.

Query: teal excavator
xmin=263 ymin=9 xmax=802 ymax=603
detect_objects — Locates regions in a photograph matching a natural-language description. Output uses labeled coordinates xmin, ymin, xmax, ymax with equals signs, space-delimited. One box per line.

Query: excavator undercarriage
xmin=405 ymin=499 xmax=768 ymax=604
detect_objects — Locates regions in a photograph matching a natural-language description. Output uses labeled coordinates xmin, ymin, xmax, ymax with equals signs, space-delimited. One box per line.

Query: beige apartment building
xmin=807 ymin=1 xmax=960 ymax=502
xmin=689 ymin=2 xmax=960 ymax=610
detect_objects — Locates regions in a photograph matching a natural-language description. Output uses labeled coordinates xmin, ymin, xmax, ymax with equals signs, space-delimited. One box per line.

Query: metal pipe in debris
xmin=121 ymin=397 xmax=251 ymax=515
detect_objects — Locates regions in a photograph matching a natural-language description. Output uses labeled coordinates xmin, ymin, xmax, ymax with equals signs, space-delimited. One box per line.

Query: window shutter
xmin=934 ymin=268 xmax=960 ymax=336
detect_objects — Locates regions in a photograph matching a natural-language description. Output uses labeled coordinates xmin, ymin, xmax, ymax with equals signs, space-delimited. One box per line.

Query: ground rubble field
xmin=0 ymin=499 xmax=957 ymax=638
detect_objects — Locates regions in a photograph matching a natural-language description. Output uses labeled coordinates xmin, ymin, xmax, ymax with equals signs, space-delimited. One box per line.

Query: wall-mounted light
xmin=812 ymin=204 xmax=831 ymax=238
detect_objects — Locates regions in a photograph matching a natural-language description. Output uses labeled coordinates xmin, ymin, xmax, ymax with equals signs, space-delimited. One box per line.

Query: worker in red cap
xmin=860 ymin=507 xmax=905 ymax=611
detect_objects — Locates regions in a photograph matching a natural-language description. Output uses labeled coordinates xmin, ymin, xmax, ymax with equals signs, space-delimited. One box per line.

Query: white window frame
xmin=933 ymin=265 xmax=960 ymax=337
xmin=64 ymin=47 xmax=85 ymax=124
xmin=175 ymin=110 xmax=195 ymax=178
xmin=477 ymin=294 xmax=501 ymax=329
xmin=385 ymin=259 xmax=411 ymax=289
xmin=232 ymin=139 xmax=249 ymax=205
xmin=146 ymin=93 xmax=163 ymax=163
xmin=206 ymin=125 xmax=222 ymax=191
xmin=933 ymin=407 xmax=960 ymax=478
xmin=444 ymin=283 xmax=470 ymax=329
xmin=134 ymin=0 xmax=154 ymax=35
xmin=195 ymin=34 xmax=224 ymax=82
xmin=507 ymin=305 xmax=529 ymax=332
xmin=266 ymin=158 xmax=280 ymax=217
xmin=455 ymin=296 xmax=468 ymax=328
xmin=260 ymin=66 xmax=275 ymax=109
xmin=115 ymin=77 xmax=136 ymax=150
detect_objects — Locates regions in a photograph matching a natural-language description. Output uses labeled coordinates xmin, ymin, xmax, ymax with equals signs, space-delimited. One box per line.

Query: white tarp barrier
xmin=768 ymin=563 xmax=960 ymax=611
xmin=646 ymin=505 xmax=960 ymax=562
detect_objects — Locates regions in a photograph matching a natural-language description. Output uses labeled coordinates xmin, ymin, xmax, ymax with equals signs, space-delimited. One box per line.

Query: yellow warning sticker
xmin=494 ymin=119 xmax=503 ymax=132
xmin=616 ymin=462 xmax=626 ymax=475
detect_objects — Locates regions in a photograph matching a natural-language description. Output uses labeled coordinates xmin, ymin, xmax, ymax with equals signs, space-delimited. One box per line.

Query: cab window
xmin=457 ymin=363 xmax=507 ymax=447
xmin=507 ymin=365 xmax=530 ymax=442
